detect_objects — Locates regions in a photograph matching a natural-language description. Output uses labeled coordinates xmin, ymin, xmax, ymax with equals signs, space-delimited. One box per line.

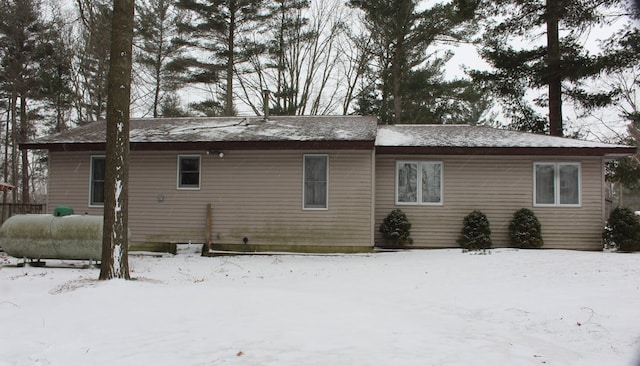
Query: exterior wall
xmin=375 ymin=155 xmax=606 ymax=250
xmin=48 ymin=150 xmax=374 ymax=250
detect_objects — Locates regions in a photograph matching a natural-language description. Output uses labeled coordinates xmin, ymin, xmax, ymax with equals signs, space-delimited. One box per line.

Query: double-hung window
xmin=90 ymin=156 xmax=105 ymax=206
xmin=534 ymin=162 xmax=581 ymax=206
xmin=178 ymin=155 xmax=201 ymax=189
xmin=396 ymin=161 xmax=443 ymax=205
xmin=304 ymin=154 xmax=328 ymax=209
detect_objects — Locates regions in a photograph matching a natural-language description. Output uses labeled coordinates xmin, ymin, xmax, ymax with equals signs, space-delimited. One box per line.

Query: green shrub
xmin=603 ymin=207 xmax=640 ymax=252
xmin=457 ymin=210 xmax=492 ymax=251
xmin=379 ymin=209 xmax=412 ymax=248
xmin=509 ymin=208 xmax=543 ymax=249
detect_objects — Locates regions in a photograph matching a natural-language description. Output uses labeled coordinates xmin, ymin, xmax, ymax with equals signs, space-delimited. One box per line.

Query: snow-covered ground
xmin=1 ymin=247 xmax=639 ymax=366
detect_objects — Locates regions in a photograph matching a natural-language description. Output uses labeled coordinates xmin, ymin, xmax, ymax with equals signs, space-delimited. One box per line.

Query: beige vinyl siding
xmin=48 ymin=151 xmax=105 ymax=216
xmin=375 ymin=155 xmax=605 ymax=250
xmin=48 ymin=150 xmax=374 ymax=248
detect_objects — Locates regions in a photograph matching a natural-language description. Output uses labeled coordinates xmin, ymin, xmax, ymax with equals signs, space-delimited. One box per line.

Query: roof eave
xmin=21 ymin=140 xmax=375 ymax=152
xmin=375 ymin=146 xmax=638 ymax=156
xmin=20 ymin=142 xmax=105 ymax=151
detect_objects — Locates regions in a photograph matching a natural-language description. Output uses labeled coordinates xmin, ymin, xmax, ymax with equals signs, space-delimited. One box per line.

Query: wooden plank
xmin=202 ymin=203 xmax=212 ymax=255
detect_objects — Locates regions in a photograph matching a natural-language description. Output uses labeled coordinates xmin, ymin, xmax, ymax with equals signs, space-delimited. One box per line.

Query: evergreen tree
xmin=601 ymin=7 xmax=640 ymax=203
xmin=353 ymin=81 xmax=379 ymax=117
xmin=458 ymin=210 xmax=492 ymax=251
xmin=605 ymin=70 xmax=640 ymax=202
xmin=400 ymin=56 xmax=490 ymax=125
xmin=349 ymin=0 xmax=478 ymax=124
xmin=160 ymin=92 xmax=191 ymax=117
xmin=175 ymin=0 xmax=266 ymax=116
xmin=259 ymin=0 xmax=311 ymax=115
xmin=509 ymin=208 xmax=544 ymax=248
xmin=473 ymin=0 xmax=639 ymax=136
xmin=136 ymin=0 xmax=189 ymax=118
xmin=0 ymin=0 xmax=49 ymax=203
xmin=379 ymin=209 xmax=413 ymax=248
xmin=603 ymin=207 xmax=640 ymax=252
xmin=38 ymin=17 xmax=75 ymax=133
xmin=74 ymin=0 xmax=112 ymax=124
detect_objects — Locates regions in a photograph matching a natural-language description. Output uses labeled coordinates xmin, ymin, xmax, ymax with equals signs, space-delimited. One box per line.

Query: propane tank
xmin=0 ymin=214 xmax=104 ymax=261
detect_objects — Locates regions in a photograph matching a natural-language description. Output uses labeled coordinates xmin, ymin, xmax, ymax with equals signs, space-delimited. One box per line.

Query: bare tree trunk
xmin=19 ymin=96 xmax=29 ymax=203
xmin=392 ymin=63 xmax=402 ymax=124
xmin=153 ymin=57 xmax=162 ymax=118
xmin=10 ymin=93 xmax=17 ymax=204
xmin=100 ymin=0 xmax=133 ymax=281
xmin=340 ymin=33 xmax=370 ymax=115
xmin=546 ymin=0 xmax=563 ymax=137
xmin=392 ymin=43 xmax=403 ymax=124
xmin=226 ymin=10 xmax=235 ymax=117
xmin=3 ymin=98 xmax=10 ymax=220
xmin=152 ymin=0 xmax=164 ymax=118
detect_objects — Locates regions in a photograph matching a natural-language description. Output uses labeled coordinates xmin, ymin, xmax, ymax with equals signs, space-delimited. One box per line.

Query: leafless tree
xmin=239 ymin=0 xmax=349 ymax=115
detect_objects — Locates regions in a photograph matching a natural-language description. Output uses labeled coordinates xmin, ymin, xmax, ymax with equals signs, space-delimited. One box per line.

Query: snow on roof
xmin=27 ymin=116 xmax=378 ymax=145
xmin=22 ymin=118 xmax=635 ymax=156
xmin=376 ymin=124 xmax=632 ymax=150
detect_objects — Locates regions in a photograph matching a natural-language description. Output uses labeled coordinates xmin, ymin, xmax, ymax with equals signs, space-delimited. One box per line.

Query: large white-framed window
xmin=177 ymin=155 xmax=201 ymax=189
xmin=534 ymin=162 xmax=581 ymax=207
xmin=89 ymin=155 xmax=105 ymax=206
xmin=303 ymin=154 xmax=328 ymax=210
xmin=396 ymin=161 xmax=443 ymax=205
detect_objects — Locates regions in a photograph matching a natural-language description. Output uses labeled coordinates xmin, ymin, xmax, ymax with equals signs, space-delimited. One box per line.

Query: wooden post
xmin=202 ymin=203 xmax=213 ymax=256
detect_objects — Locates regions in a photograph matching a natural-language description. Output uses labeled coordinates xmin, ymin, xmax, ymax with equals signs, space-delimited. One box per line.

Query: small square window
xmin=178 ymin=155 xmax=200 ymax=189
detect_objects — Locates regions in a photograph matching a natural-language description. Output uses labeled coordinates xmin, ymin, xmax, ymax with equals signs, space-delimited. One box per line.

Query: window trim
xmin=89 ymin=155 xmax=105 ymax=207
xmin=395 ymin=160 xmax=444 ymax=206
xmin=177 ymin=155 xmax=201 ymax=190
xmin=303 ymin=154 xmax=329 ymax=210
xmin=533 ymin=162 xmax=581 ymax=207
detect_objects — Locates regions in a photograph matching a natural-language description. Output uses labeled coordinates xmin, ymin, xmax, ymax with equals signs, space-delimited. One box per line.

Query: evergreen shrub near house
xmin=457 ymin=210 xmax=492 ymax=252
xmin=509 ymin=208 xmax=543 ymax=249
xmin=602 ymin=207 xmax=640 ymax=252
xmin=379 ymin=209 xmax=413 ymax=249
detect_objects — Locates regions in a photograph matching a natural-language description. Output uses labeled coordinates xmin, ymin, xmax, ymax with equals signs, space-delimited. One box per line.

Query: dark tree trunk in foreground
xmin=100 ymin=0 xmax=133 ymax=280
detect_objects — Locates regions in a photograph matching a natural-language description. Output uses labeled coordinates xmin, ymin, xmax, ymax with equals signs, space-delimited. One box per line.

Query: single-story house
xmin=21 ymin=115 xmax=635 ymax=252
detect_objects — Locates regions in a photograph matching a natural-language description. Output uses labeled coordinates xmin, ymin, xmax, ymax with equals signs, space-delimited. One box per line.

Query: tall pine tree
xmin=74 ymin=0 xmax=112 ymax=124
xmin=474 ymin=0 xmax=639 ymax=136
xmin=136 ymin=0 xmax=189 ymax=118
xmin=0 ymin=0 xmax=50 ymax=203
xmin=38 ymin=15 xmax=75 ymax=133
xmin=175 ymin=0 xmax=266 ymax=116
xmin=349 ymin=0 xmax=478 ymax=124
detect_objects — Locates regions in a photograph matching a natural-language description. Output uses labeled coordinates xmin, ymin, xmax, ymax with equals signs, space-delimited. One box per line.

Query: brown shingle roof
xmin=21 ymin=117 xmax=635 ymax=157
xmin=22 ymin=116 xmax=379 ymax=151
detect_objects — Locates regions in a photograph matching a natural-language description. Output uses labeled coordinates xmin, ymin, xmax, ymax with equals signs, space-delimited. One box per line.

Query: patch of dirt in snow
xmin=0 ymin=251 xmax=11 ymax=266
xmin=50 ymin=278 xmax=99 ymax=294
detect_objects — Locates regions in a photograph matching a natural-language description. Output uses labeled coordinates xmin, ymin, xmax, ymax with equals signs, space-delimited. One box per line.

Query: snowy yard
xmin=1 ymin=247 xmax=639 ymax=366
